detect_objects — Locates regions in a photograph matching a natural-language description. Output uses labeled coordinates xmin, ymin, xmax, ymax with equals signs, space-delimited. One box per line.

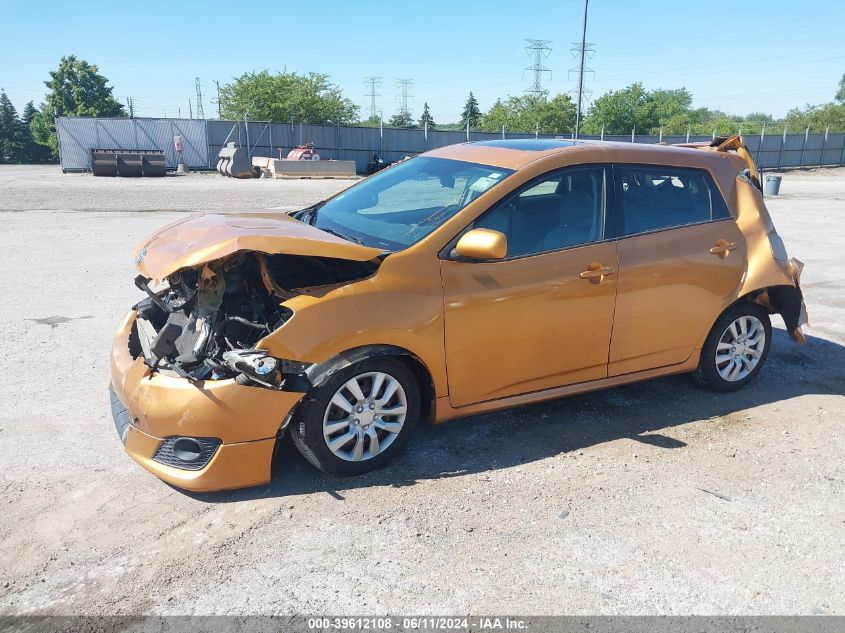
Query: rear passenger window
xmin=617 ymin=167 xmax=728 ymax=236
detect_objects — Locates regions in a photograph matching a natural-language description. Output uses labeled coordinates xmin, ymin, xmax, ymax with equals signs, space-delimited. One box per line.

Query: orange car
xmin=110 ymin=136 xmax=807 ymax=492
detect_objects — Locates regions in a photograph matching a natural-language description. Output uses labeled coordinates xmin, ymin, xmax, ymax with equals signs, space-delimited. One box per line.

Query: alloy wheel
xmin=322 ymin=371 xmax=407 ymax=462
xmin=715 ymin=314 xmax=766 ymax=382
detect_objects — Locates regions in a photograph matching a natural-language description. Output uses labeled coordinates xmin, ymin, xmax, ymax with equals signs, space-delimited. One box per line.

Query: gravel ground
xmin=0 ymin=165 xmax=352 ymax=212
xmin=0 ymin=166 xmax=842 ymax=616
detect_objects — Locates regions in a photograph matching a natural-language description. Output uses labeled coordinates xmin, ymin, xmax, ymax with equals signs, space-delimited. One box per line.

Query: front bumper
xmin=110 ymin=311 xmax=305 ymax=492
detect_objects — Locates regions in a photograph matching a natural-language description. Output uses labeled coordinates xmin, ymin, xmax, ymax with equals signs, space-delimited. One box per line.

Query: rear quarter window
xmin=616 ymin=165 xmax=730 ymax=236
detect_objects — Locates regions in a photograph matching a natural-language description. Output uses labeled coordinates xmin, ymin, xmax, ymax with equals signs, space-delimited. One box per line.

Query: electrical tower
xmin=396 ymin=78 xmax=413 ymax=117
xmin=569 ymin=40 xmax=595 ymax=122
xmin=364 ymin=77 xmax=382 ymax=120
xmin=213 ymin=80 xmax=222 ymax=119
xmin=194 ymin=78 xmax=205 ymax=120
xmin=524 ymin=39 xmax=552 ymax=98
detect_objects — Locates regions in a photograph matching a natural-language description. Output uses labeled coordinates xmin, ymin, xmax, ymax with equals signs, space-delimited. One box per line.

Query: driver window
xmin=475 ymin=167 xmax=606 ymax=257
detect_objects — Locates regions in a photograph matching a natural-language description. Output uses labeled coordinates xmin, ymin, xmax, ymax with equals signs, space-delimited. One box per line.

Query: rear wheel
xmin=693 ymin=302 xmax=772 ymax=392
xmin=290 ymin=357 xmax=420 ymax=476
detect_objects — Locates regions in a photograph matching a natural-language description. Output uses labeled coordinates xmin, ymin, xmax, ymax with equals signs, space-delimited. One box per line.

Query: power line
xmin=396 ymin=78 xmax=413 ymax=116
xmin=524 ymin=38 xmax=552 ymax=98
xmin=364 ymin=76 xmax=382 ymax=120
xmin=194 ymin=78 xmax=205 ymax=120
xmin=570 ymin=0 xmax=594 ymax=137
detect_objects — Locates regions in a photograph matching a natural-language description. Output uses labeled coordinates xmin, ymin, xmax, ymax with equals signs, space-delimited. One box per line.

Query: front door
xmin=608 ymin=164 xmax=747 ymax=376
xmin=441 ymin=165 xmax=619 ymax=407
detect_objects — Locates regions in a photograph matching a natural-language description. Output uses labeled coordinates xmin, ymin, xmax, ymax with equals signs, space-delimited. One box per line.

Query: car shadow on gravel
xmin=188 ymin=329 xmax=845 ymax=502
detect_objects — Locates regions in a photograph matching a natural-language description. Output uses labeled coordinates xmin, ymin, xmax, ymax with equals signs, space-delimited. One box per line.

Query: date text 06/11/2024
xmin=306 ymin=617 xmax=529 ymax=630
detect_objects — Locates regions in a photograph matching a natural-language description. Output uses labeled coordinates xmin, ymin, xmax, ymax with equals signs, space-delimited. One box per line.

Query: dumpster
xmin=764 ymin=175 xmax=782 ymax=196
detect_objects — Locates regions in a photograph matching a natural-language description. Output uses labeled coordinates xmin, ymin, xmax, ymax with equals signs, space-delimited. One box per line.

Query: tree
xmin=419 ymin=102 xmax=435 ymax=129
xmin=219 ymin=70 xmax=358 ymax=125
xmin=20 ymin=101 xmax=51 ymax=163
xmin=16 ymin=101 xmax=36 ymax=163
xmin=581 ymin=83 xmax=694 ymax=134
xmin=0 ymin=91 xmax=25 ymax=163
xmin=357 ymin=115 xmax=382 ymax=127
xmin=31 ymin=55 xmax=125 ymax=158
xmin=784 ymin=102 xmax=845 ymax=132
xmin=388 ymin=110 xmax=415 ymax=128
xmin=460 ymin=92 xmax=481 ymax=128
xmin=478 ymin=93 xmax=576 ymax=134
xmin=836 ymin=74 xmax=845 ymax=104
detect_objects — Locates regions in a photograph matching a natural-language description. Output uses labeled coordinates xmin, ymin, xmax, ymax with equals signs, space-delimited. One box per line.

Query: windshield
xmin=307 ymin=156 xmax=513 ymax=251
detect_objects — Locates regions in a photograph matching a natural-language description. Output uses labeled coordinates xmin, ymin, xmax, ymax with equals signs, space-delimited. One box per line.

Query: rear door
xmin=608 ymin=164 xmax=747 ymax=376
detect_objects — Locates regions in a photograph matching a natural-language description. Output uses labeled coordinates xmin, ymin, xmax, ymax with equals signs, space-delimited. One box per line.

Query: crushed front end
xmin=109 ymin=248 xmax=380 ymax=492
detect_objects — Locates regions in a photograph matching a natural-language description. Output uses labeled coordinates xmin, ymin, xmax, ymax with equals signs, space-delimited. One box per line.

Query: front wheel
xmin=693 ymin=302 xmax=772 ymax=392
xmin=290 ymin=357 xmax=420 ymax=476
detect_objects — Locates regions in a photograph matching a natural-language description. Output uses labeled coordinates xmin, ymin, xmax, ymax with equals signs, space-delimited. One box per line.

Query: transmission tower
xmin=213 ymin=80 xmax=222 ymax=118
xmin=395 ymin=78 xmax=413 ymax=117
xmin=524 ymin=39 xmax=552 ymax=98
xmin=194 ymin=78 xmax=205 ymax=120
xmin=364 ymin=77 xmax=382 ymax=120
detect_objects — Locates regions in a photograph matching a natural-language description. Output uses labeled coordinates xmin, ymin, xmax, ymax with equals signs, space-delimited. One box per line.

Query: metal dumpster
xmin=90 ymin=149 xmax=166 ymax=177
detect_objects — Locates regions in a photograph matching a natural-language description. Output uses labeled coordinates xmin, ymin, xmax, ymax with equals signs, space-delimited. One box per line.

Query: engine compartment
xmin=128 ymin=251 xmax=380 ymax=386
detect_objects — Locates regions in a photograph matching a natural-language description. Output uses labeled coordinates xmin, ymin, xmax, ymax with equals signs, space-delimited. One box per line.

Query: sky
xmin=2 ymin=0 xmax=844 ymax=123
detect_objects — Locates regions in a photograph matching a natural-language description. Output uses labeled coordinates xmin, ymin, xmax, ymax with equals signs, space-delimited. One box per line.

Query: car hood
xmin=133 ymin=211 xmax=384 ymax=279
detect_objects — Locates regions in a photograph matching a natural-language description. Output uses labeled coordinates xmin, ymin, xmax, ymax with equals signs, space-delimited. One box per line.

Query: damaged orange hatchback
xmin=110 ymin=136 xmax=808 ymax=492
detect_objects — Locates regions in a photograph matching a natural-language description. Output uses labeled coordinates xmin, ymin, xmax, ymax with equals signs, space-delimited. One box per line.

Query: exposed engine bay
xmin=128 ymin=252 xmax=380 ymax=388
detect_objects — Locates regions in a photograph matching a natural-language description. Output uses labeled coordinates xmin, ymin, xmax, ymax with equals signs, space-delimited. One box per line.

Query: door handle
xmin=709 ymin=239 xmax=737 ymax=258
xmin=580 ymin=263 xmax=615 ymax=283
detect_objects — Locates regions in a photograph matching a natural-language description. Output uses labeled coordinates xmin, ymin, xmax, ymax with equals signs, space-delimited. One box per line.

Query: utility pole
xmin=364 ymin=76 xmax=382 ymax=121
xmin=188 ymin=98 xmax=193 ymax=120
xmin=214 ymin=80 xmax=222 ymax=118
xmin=396 ymin=78 xmax=413 ymax=119
xmin=524 ymin=39 xmax=552 ymax=99
xmin=194 ymin=78 xmax=205 ymax=120
xmin=573 ymin=0 xmax=592 ymax=138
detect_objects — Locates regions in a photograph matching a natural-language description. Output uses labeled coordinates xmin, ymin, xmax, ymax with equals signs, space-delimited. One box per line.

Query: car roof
xmin=424 ymin=138 xmax=733 ymax=171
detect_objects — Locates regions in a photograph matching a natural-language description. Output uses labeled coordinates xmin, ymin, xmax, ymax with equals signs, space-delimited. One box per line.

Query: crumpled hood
xmin=134 ymin=211 xmax=383 ymax=279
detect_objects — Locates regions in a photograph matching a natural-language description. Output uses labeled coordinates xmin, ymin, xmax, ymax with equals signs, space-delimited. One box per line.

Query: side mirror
xmin=454 ymin=228 xmax=508 ymax=261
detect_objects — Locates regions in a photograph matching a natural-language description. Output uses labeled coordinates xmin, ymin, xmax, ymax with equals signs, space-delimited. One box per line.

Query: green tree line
xmin=382 ymin=75 xmax=845 ymax=136
xmin=2 ymin=56 xmax=844 ymax=164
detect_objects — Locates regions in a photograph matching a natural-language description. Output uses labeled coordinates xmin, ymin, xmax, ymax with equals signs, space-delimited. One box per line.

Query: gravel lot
xmin=0 ymin=166 xmax=842 ymax=615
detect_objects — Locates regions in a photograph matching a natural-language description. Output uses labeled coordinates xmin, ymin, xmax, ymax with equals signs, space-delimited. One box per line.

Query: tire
xmin=693 ymin=301 xmax=772 ymax=392
xmin=290 ymin=357 xmax=420 ymax=476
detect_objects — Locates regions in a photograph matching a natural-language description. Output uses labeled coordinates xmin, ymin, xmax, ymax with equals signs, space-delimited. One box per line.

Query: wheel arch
xmin=735 ymin=283 xmax=807 ymax=341
xmin=303 ymin=344 xmax=437 ymax=423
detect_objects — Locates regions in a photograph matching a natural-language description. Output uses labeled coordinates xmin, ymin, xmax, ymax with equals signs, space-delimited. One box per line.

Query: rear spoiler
xmin=673 ymin=134 xmax=761 ymax=189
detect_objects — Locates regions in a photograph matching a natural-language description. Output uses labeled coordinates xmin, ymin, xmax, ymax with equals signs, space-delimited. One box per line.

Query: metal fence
xmin=56 ymin=116 xmax=845 ymax=174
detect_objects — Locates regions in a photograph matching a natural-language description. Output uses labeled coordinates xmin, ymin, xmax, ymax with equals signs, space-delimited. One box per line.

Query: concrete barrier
xmin=252 ymin=158 xmax=358 ymax=179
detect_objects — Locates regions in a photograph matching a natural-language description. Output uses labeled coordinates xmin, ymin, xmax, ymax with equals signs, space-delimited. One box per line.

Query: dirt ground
xmin=0 ymin=166 xmax=842 ymax=616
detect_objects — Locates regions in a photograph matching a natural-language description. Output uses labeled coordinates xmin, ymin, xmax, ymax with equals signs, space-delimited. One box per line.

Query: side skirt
xmin=433 ymin=351 xmax=701 ymax=424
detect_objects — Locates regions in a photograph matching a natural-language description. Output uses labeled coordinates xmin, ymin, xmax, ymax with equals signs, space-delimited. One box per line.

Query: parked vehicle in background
xmin=110 ymin=135 xmax=807 ymax=491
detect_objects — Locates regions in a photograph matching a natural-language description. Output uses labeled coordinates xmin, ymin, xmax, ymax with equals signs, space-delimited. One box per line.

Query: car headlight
xmin=221 ymin=350 xmax=311 ymax=388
